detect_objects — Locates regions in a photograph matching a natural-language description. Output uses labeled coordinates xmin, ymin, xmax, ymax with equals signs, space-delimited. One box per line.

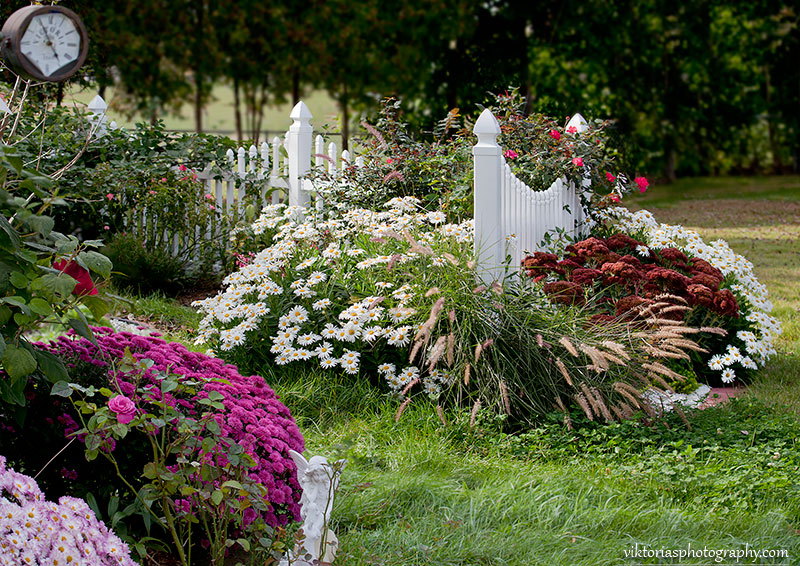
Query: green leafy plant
xmin=0 ymin=144 xmax=111 ymax=407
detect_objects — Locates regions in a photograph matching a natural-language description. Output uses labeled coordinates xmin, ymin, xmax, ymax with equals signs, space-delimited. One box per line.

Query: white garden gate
xmin=472 ymin=109 xmax=590 ymax=282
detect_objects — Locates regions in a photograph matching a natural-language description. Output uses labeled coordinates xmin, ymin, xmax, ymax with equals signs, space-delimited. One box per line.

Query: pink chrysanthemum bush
xmin=1 ymin=328 xmax=304 ymax=562
xmin=0 ymin=455 xmax=136 ymax=566
xmin=39 ymin=328 xmax=305 ymax=527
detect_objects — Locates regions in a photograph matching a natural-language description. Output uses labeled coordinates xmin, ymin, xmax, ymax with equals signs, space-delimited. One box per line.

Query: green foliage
xmin=0 ymin=145 xmax=110 ymax=407
xmin=103 ymin=233 xmax=192 ymax=296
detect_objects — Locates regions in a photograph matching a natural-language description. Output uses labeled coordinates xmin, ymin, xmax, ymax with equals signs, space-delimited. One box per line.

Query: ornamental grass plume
xmin=0 ymin=455 xmax=136 ymax=566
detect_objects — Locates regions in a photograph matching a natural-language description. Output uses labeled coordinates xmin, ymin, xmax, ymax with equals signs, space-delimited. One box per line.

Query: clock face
xmin=19 ymin=12 xmax=82 ymax=78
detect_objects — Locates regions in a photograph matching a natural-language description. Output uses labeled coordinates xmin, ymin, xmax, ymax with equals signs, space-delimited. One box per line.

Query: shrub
xmin=0 ymin=455 xmax=136 ymax=565
xmin=103 ymin=232 xmax=193 ymax=295
xmin=195 ymin=199 xmax=705 ymax=425
xmin=1 ymin=327 xmax=304 ymax=557
xmin=311 ymin=91 xmax=646 ymax=220
xmin=0 ymin=144 xmax=112 ymax=408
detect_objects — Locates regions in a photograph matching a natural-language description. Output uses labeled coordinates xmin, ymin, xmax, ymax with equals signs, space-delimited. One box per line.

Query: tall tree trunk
xmin=292 ymin=69 xmax=301 ymax=105
xmin=233 ymin=77 xmax=243 ymax=141
xmin=194 ymin=73 xmax=203 ymax=133
xmin=765 ymin=67 xmax=783 ymax=173
xmin=340 ymin=84 xmax=349 ymax=152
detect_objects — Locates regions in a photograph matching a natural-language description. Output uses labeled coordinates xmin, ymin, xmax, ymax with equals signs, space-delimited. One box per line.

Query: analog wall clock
xmin=1 ymin=5 xmax=88 ymax=82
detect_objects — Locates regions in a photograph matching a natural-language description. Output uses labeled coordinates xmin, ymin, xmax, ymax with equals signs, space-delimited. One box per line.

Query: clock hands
xmin=37 ymin=18 xmax=61 ymax=66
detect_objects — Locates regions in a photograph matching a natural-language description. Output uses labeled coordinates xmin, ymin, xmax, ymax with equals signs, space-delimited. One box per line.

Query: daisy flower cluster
xmin=0 ymin=455 xmax=136 ymax=565
xmin=194 ymin=197 xmax=473 ymax=398
xmin=597 ymin=206 xmax=781 ymax=382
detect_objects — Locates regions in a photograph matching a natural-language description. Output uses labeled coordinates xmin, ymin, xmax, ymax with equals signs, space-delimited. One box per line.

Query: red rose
xmin=52 ymin=259 xmax=98 ymax=296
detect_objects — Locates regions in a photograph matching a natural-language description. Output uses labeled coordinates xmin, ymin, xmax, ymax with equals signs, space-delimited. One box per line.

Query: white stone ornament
xmin=285 ymin=449 xmax=346 ymax=565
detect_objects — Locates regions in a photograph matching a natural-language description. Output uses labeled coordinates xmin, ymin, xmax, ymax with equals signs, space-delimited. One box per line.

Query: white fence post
xmin=287 ymin=101 xmax=313 ymax=207
xmin=472 ymin=109 xmax=504 ymax=283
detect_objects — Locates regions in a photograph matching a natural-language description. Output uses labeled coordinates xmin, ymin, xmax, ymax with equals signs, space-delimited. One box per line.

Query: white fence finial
xmin=566 ymin=113 xmax=589 ymax=133
xmin=87 ymin=95 xmax=107 ymax=116
xmin=472 ymin=109 xmax=504 ymax=283
xmin=288 ymin=101 xmax=313 ymax=207
xmin=473 ymin=108 xmax=501 ymax=146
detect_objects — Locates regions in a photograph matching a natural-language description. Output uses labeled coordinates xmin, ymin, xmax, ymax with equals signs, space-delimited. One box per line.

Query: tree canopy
xmin=1 ymin=0 xmax=797 ymax=177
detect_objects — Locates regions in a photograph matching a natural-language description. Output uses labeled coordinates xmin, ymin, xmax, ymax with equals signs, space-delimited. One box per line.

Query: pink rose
xmin=572 ymin=157 xmax=584 ymax=167
xmin=567 ymin=126 xmax=577 ymax=134
xmin=106 ymin=193 xmax=114 ymax=200
xmin=549 ymin=130 xmax=561 ymax=141
xmin=635 ymin=176 xmax=649 ymax=193
xmin=504 ymin=149 xmax=518 ymax=159
xmin=386 ymin=158 xmax=393 ymax=164
xmin=610 ymin=194 xmax=621 ymax=203
xmin=160 ymin=177 xmax=167 ymax=183
xmin=205 ymin=193 xmax=214 ymax=200
xmin=108 ymin=395 xmax=136 ymax=424
xmin=178 ymin=164 xmax=188 ymax=172
xmin=606 ymin=172 xmax=616 ymax=183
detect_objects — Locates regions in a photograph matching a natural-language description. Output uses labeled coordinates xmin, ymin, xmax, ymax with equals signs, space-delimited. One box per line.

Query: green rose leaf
xmin=2 ymin=344 xmax=37 ymax=380
xmin=68 ymin=309 xmax=98 ymax=347
xmin=29 ymin=298 xmax=54 ymax=317
xmin=27 ymin=214 xmax=54 ymax=237
xmin=40 ymin=273 xmax=77 ymax=299
xmin=81 ymin=295 xmax=109 ymax=321
xmin=2 ymin=296 xmax=30 ymax=316
xmin=50 ymin=381 xmax=74 ymax=397
xmin=36 ymin=349 xmax=69 ymax=383
xmin=9 ymin=271 xmax=28 ymax=289
xmin=78 ymin=251 xmax=113 ymax=279
xmin=211 ymin=490 xmax=224 ymax=506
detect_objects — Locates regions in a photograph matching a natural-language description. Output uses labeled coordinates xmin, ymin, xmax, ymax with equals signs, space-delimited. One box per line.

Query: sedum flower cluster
xmin=596 ymin=207 xmax=781 ymax=383
xmin=40 ymin=328 xmax=305 ymax=528
xmin=194 ymin=197 xmax=473 ymax=398
xmin=0 ymin=455 xmax=135 ymax=566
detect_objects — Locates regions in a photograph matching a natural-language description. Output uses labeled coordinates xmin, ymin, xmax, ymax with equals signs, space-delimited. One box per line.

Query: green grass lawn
xmin=119 ymin=176 xmax=800 ymax=565
xmin=62 ymin=83 xmax=341 ymax=138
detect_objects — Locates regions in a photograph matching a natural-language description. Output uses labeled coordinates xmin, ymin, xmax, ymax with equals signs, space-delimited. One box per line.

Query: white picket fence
xmin=472 ymin=109 xmax=590 ymax=282
xmin=94 ymin=97 xmax=590 ymax=276
xmin=195 ymin=101 xmax=361 ymax=219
